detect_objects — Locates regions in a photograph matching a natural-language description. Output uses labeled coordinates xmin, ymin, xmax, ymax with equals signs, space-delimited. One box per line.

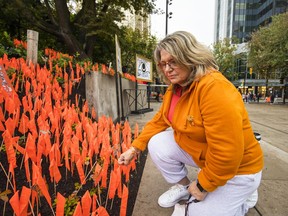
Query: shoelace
xmin=185 ymin=194 xmax=199 ymax=216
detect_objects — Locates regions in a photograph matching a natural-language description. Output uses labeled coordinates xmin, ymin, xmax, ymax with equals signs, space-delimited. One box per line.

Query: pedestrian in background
xmin=118 ymin=31 xmax=264 ymax=216
xmin=155 ymin=77 xmax=161 ymax=102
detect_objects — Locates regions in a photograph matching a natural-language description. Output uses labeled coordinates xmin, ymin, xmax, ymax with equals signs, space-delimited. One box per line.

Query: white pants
xmin=148 ymin=129 xmax=262 ymax=216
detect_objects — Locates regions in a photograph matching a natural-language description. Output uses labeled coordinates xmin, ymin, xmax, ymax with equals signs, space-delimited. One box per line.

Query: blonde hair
xmin=154 ymin=31 xmax=219 ymax=86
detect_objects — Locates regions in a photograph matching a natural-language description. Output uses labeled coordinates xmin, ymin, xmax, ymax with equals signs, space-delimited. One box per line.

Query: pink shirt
xmin=168 ymin=86 xmax=182 ymax=122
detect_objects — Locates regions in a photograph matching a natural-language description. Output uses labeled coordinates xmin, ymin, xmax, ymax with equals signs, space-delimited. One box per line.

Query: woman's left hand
xmin=188 ymin=180 xmax=208 ymax=201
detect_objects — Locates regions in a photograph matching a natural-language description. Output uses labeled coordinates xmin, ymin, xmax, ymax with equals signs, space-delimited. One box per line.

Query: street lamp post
xmin=165 ymin=0 xmax=172 ymax=36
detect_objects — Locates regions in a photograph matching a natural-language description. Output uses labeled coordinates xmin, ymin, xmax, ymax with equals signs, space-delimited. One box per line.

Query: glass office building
xmin=215 ymin=0 xmax=288 ymax=43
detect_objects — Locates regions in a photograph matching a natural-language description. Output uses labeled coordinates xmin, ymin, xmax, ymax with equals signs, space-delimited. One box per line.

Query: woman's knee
xmin=148 ymin=131 xmax=176 ymax=158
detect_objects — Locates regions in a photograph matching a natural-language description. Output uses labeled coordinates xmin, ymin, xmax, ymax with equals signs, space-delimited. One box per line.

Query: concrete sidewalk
xmin=128 ymin=102 xmax=288 ymax=216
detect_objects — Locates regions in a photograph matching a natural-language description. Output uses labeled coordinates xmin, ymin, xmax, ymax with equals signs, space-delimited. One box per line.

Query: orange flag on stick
xmin=0 ymin=120 xmax=5 ymax=131
xmin=24 ymin=154 xmax=31 ymax=182
xmin=92 ymin=194 xmax=97 ymax=213
xmin=36 ymin=133 xmax=45 ymax=166
xmin=93 ymin=163 xmax=102 ymax=186
xmin=73 ymin=202 xmax=83 ymax=216
xmin=81 ymin=190 xmax=92 ymax=216
xmin=49 ymin=158 xmax=62 ymax=183
xmin=26 ymin=133 xmax=37 ymax=163
xmin=0 ymin=106 xmax=4 ymax=122
xmin=108 ymin=167 xmax=120 ymax=199
xmin=2 ymin=129 xmax=17 ymax=170
xmin=75 ymin=122 xmax=83 ymax=142
xmin=18 ymin=113 xmax=29 ymax=134
xmin=5 ymin=96 xmax=16 ymax=115
xmin=82 ymin=101 xmax=89 ymax=115
xmin=27 ymin=117 xmax=38 ymax=139
xmin=56 ymin=192 xmax=66 ymax=216
xmin=19 ymin=186 xmax=31 ymax=216
xmin=100 ymin=159 xmax=109 ymax=188
xmin=120 ymin=184 xmax=129 ymax=216
xmin=5 ymin=117 xmax=16 ymax=135
xmin=71 ymin=135 xmax=81 ymax=163
xmin=21 ymin=96 xmax=29 ymax=113
xmin=25 ymin=80 xmax=31 ymax=96
xmin=95 ymin=206 xmax=109 ymax=216
xmin=43 ymin=133 xmax=52 ymax=157
xmin=76 ymin=158 xmax=86 ymax=184
xmin=9 ymin=190 xmax=20 ymax=216
xmin=32 ymin=162 xmax=52 ymax=207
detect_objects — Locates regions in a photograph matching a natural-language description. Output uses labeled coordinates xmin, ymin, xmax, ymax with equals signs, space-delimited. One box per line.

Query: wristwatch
xmin=196 ymin=180 xmax=207 ymax=192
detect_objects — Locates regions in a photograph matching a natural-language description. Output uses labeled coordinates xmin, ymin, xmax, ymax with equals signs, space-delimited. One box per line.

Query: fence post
xmin=26 ymin=30 xmax=39 ymax=66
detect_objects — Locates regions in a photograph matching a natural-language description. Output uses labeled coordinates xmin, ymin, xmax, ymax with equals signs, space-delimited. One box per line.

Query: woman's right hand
xmin=118 ymin=147 xmax=140 ymax=165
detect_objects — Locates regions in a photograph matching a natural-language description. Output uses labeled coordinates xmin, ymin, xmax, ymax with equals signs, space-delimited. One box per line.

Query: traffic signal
xmin=249 ymin=67 xmax=253 ymax=75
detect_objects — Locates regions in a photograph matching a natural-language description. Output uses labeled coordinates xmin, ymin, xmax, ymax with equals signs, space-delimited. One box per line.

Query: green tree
xmin=248 ymin=12 xmax=288 ymax=96
xmin=0 ymin=0 xmax=155 ymax=62
xmin=119 ymin=27 xmax=157 ymax=75
xmin=212 ymin=38 xmax=238 ymax=81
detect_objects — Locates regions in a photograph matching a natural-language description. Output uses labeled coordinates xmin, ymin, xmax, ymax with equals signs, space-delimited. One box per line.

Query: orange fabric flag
xmin=5 ymin=96 xmax=16 ymax=114
xmin=36 ymin=133 xmax=45 ymax=165
xmin=75 ymin=122 xmax=83 ymax=142
xmin=81 ymin=139 xmax=88 ymax=162
xmin=21 ymin=96 xmax=29 ymax=113
xmin=76 ymin=158 xmax=86 ymax=184
xmin=71 ymin=135 xmax=81 ymax=163
xmin=43 ymin=133 xmax=52 ymax=156
xmin=0 ymin=106 xmax=4 ymax=122
xmin=28 ymin=117 xmax=38 ymax=139
xmin=120 ymin=184 xmax=129 ymax=216
xmin=100 ymin=159 xmax=109 ymax=188
xmin=25 ymin=80 xmax=31 ymax=96
xmin=14 ymin=77 xmax=19 ymax=92
xmin=19 ymin=186 xmax=31 ymax=216
xmin=92 ymin=194 xmax=97 ymax=212
xmin=26 ymin=133 xmax=37 ymax=163
xmin=2 ymin=130 xmax=17 ymax=170
xmin=56 ymin=192 xmax=66 ymax=216
xmin=95 ymin=206 xmax=109 ymax=216
xmin=24 ymin=154 xmax=31 ymax=182
xmin=81 ymin=190 xmax=92 ymax=216
xmin=93 ymin=163 xmax=102 ymax=186
xmin=49 ymin=158 xmax=62 ymax=183
xmin=18 ymin=113 xmax=29 ymax=134
xmin=0 ymin=87 xmax=4 ymax=104
xmin=108 ymin=168 xmax=119 ymax=199
xmin=32 ymin=162 xmax=52 ymax=207
xmin=33 ymin=97 xmax=42 ymax=113
xmin=72 ymin=202 xmax=83 ymax=216
xmin=0 ymin=120 xmax=5 ymax=131
xmin=5 ymin=117 xmax=16 ymax=136
xmin=64 ymin=147 xmax=71 ymax=171
xmin=9 ymin=190 xmax=20 ymax=216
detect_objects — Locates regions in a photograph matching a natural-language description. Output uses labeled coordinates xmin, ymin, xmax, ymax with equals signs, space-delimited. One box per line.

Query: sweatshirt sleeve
xmin=132 ymin=103 xmax=170 ymax=151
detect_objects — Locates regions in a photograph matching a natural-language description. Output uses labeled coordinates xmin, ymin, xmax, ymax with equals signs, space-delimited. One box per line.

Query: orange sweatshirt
xmin=132 ymin=71 xmax=264 ymax=192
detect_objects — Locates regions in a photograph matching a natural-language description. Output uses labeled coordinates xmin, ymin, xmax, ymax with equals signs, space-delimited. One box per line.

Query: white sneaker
xmin=158 ymin=184 xmax=190 ymax=208
xmin=171 ymin=203 xmax=186 ymax=216
xmin=246 ymin=190 xmax=258 ymax=208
